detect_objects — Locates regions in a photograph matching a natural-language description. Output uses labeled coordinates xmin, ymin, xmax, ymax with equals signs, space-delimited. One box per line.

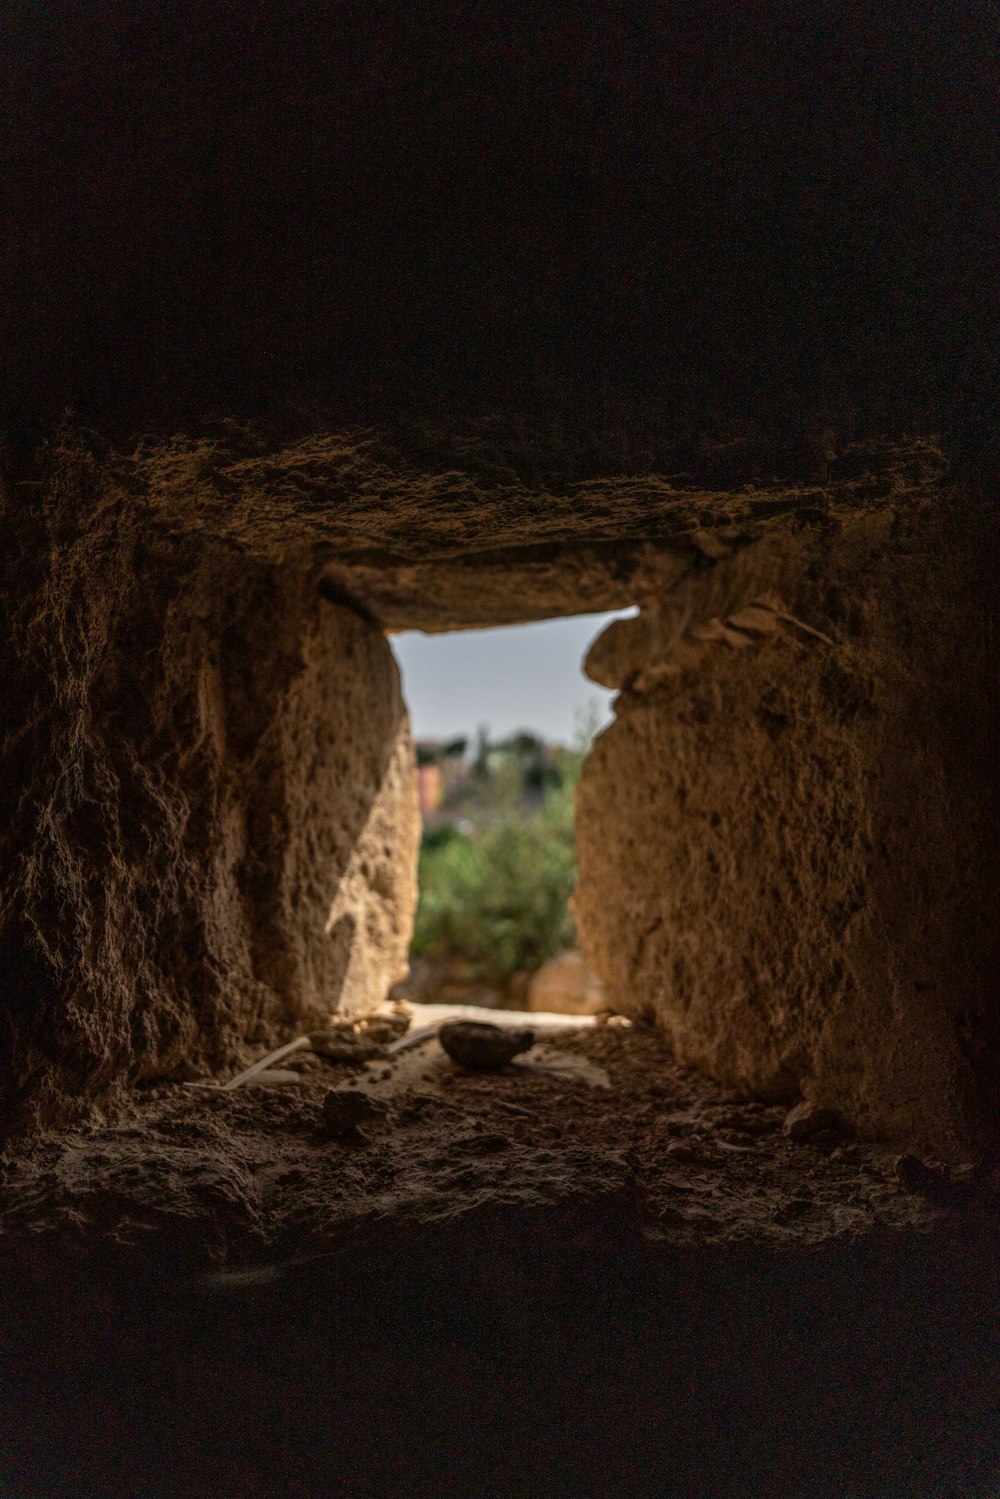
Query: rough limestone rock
xmin=528 ymin=952 xmax=607 ymax=1016
xmin=1 ymin=5 xmax=996 ymax=1159
xmin=438 ymin=1021 xmax=535 ymax=1071
xmin=0 ymin=442 xmax=418 ymax=1134
xmin=574 ymin=487 xmax=997 ymax=1158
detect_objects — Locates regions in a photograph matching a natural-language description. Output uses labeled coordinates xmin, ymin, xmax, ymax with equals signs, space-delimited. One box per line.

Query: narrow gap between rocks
xmin=0 ymin=596 xmax=955 ymax=1272
xmin=340 ymin=609 xmax=637 ymax=1117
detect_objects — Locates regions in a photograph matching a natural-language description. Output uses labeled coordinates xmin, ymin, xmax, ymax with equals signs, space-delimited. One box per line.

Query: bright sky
xmin=391 ymin=610 xmax=634 ymax=747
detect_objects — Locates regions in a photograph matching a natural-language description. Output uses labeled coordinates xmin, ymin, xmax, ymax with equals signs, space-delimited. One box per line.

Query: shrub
xmin=412 ymin=759 xmax=580 ymax=981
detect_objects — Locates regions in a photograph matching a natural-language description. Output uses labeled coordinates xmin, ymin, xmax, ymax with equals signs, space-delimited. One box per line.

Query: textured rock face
xmin=125 ymin=431 xmax=952 ymax=630
xmin=0 ymin=443 xmax=418 ymax=1133
xmin=573 ymin=488 xmax=997 ymax=1156
xmin=2 ymin=432 xmax=995 ymax=1152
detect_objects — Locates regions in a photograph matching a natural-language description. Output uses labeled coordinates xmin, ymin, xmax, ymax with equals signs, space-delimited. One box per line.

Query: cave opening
xmin=309 ymin=607 xmax=642 ymax=1120
xmin=389 ymin=610 xmax=628 ymax=1020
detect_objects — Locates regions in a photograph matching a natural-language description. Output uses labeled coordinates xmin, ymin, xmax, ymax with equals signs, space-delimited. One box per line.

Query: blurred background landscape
xmin=391 ymin=614 xmax=624 ymax=1012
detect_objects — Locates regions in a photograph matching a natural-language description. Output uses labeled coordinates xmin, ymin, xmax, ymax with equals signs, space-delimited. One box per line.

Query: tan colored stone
xmin=782 ymin=1102 xmax=849 ymax=1141
xmin=527 ymin=951 xmax=608 ymax=1016
xmin=320 ymin=705 xmax=420 ymax=1020
xmin=574 ymin=500 xmax=997 ymax=1158
xmin=0 ymin=454 xmax=419 ymax=1132
xmin=134 ymin=434 xmax=947 ymax=631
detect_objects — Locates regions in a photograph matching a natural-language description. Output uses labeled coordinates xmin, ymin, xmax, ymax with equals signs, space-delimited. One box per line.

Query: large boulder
xmin=573 ymin=481 xmax=998 ymax=1157
xmin=0 ymin=442 xmax=419 ymax=1133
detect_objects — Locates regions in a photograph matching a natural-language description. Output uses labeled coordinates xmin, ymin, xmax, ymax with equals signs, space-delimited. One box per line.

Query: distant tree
xmin=502 ymin=730 xmax=544 ymax=759
xmin=473 ymin=723 xmax=491 ymax=778
xmin=412 ymin=749 xmax=582 ymax=980
xmin=499 ymin=729 xmax=558 ymax=796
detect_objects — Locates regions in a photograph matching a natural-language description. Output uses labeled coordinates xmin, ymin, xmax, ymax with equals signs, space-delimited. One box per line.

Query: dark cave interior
xmin=1 ymin=4 xmax=998 ymax=1495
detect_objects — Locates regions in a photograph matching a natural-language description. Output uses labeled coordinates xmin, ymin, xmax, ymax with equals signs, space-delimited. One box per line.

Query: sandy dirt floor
xmin=2 ymin=1004 xmax=986 ymax=1273
xmin=2 ymin=1009 xmax=999 ymax=1498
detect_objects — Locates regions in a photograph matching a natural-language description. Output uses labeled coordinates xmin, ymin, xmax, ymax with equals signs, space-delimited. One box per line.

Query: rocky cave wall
xmin=1 ymin=1 xmax=995 ymax=1148
xmin=0 ymin=439 xmax=418 ymax=1135
xmin=1 ymin=435 xmax=995 ymax=1153
xmin=574 ymin=476 xmax=998 ymax=1158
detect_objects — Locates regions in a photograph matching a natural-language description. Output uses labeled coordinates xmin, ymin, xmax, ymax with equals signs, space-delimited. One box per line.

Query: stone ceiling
xmin=127 ymin=431 xmax=948 ymax=629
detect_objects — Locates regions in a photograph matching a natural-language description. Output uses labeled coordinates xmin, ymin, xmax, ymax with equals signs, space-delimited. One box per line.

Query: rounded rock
xmin=782 ymin=1101 xmax=849 ymax=1142
xmin=438 ymin=1020 xmax=534 ymax=1071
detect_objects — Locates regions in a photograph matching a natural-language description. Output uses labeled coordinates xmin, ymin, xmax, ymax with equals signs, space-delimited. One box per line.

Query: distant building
xmin=416 ymin=763 xmax=442 ymax=818
xmin=414 ymin=739 xmax=475 ymax=823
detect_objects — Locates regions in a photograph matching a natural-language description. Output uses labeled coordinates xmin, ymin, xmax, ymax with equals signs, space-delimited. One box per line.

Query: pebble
xmin=438 ymin=1020 xmax=535 ymax=1071
xmin=782 ymin=1101 xmax=849 ymax=1142
xmin=718 ymin=1128 xmax=758 ymax=1147
xmin=284 ymin=1053 xmax=322 ymax=1073
xmin=830 ymin=1145 xmax=862 ymax=1164
xmin=241 ymin=1069 xmax=302 ymax=1088
xmin=355 ymin=1014 xmax=411 ymax=1045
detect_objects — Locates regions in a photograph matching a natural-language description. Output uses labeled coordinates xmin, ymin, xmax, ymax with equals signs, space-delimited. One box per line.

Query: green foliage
xmin=412 ymin=759 xmax=582 ymax=981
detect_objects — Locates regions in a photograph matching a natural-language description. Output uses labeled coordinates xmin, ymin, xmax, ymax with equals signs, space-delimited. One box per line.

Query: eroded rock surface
xmin=0 ymin=442 xmax=418 ymax=1133
xmin=130 ymin=431 xmax=949 ymax=630
xmin=575 ymin=481 xmax=997 ymax=1157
